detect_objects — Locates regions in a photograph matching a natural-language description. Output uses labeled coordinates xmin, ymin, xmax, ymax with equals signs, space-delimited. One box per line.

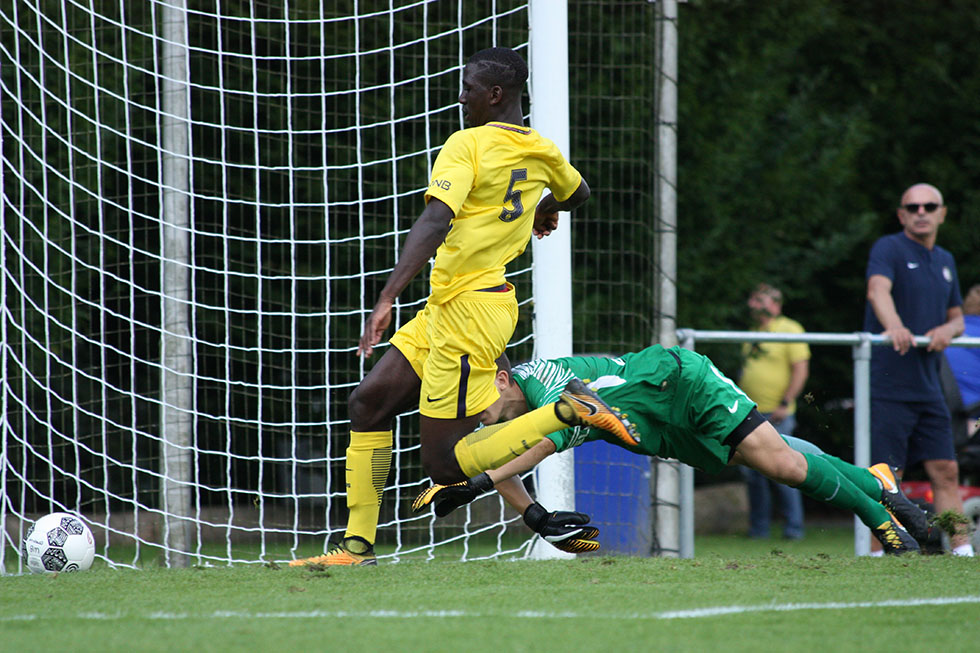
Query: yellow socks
xmin=345 ymin=404 xmax=572 ymax=542
xmin=344 ymin=430 xmax=393 ymax=545
xmin=453 ymin=405 xmax=566 ymax=477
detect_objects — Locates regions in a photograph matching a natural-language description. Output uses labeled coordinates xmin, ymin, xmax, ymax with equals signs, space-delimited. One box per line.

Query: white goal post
xmin=1 ymin=0 xmax=679 ymax=571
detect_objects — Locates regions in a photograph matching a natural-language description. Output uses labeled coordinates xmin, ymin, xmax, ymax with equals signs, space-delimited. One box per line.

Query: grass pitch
xmin=3 ymin=525 xmax=979 ymax=652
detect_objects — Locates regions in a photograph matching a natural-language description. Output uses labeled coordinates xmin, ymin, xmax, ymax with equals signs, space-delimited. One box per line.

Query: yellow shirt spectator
xmin=740 ymin=315 xmax=810 ymax=413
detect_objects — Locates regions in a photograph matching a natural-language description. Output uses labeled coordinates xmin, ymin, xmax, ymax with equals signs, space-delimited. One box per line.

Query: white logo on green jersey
xmin=588 ymin=374 xmax=627 ymax=391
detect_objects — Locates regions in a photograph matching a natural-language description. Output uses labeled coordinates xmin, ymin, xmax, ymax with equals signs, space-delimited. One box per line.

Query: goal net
xmin=1 ymin=0 xmax=676 ymax=571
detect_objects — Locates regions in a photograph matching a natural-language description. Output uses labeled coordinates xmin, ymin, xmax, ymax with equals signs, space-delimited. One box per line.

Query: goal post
xmin=529 ymin=0 xmax=575 ymax=561
xmin=159 ymin=0 xmax=194 ymax=568
xmin=652 ymin=0 xmax=686 ymax=559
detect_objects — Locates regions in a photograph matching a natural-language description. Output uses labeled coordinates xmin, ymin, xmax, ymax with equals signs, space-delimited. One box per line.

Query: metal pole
xmin=677 ymin=331 xmax=696 ymax=560
xmin=529 ymin=0 xmax=574 ymax=560
xmin=656 ymin=0 xmax=678 ymax=351
xmin=654 ymin=0 xmax=685 ymax=558
xmin=852 ymin=333 xmax=872 ymax=556
xmin=160 ymin=0 xmax=193 ymax=567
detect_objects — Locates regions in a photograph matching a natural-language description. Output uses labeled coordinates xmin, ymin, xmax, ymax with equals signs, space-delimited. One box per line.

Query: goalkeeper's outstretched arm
xmin=493 ymin=476 xmax=534 ymax=513
xmin=434 ymin=438 xmax=558 ymax=515
xmin=491 ymin=438 xmax=557 ymax=513
xmin=412 ymin=439 xmax=556 ymax=516
xmin=412 ymin=437 xmax=600 ymax=553
xmin=487 ymin=438 xmax=557 ymax=490
xmin=489 ymin=439 xmax=599 ymax=553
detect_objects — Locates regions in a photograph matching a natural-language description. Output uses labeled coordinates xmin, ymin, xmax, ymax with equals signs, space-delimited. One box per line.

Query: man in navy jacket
xmin=864 ymin=182 xmax=972 ymax=556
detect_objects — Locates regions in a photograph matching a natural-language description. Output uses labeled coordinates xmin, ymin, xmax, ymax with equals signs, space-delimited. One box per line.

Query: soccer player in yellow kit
xmin=290 ymin=47 xmax=635 ymax=566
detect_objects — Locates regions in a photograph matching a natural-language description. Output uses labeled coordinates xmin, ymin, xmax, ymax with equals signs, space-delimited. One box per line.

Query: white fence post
xmin=852 ymin=333 xmax=873 ymax=555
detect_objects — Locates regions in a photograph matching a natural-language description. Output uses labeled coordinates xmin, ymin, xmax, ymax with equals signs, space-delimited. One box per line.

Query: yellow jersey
xmin=423 ymin=121 xmax=582 ymax=304
xmin=739 ymin=315 xmax=810 ymax=413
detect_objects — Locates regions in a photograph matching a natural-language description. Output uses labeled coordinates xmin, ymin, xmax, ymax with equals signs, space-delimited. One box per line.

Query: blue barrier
xmin=574 ymin=441 xmax=651 ymax=555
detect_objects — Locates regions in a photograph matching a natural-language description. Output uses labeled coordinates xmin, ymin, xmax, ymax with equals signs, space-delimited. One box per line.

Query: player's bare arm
xmin=771 ymin=359 xmax=808 ymax=423
xmin=487 ymin=438 xmax=557 ymax=485
xmin=357 ymin=198 xmax=454 ymax=357
xmin=925 ymin=306 xmax=965 ymax=352
xmin=533 ymin=178 xmax=590 ymax=239
xmin=411 ymin=438 xmax=554 ymax=516
xmin=493 ymin=475 xmax=534 ymax=513
xmin=867 ymin=273 xmax=915 ymax=354
xmin=411 ymin=437 xmax=599 ymax=554
xmin=489 ymin=439 xmax=600 ymax=554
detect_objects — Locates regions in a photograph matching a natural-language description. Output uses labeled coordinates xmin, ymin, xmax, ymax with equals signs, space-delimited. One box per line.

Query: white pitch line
xmin=655 ymin=595 xmax=980 ymax=619
xmin=3 ymin=595 xmax=980 ymax=622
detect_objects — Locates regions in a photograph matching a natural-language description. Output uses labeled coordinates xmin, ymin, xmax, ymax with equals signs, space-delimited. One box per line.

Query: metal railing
xmin=676 ymin=329 xmax=980 ymax=556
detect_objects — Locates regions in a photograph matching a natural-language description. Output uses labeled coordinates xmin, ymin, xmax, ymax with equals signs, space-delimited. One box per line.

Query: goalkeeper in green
xmin=414 ymin=345 xmax=930 ymax=555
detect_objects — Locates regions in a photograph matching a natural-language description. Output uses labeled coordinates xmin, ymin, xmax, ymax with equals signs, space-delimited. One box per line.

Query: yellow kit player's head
xmin=459 ymin=47 xmax=527 ymax=128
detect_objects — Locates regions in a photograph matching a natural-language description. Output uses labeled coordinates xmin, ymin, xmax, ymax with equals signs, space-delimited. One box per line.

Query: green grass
xmin=3 ymin=525 xmax=979 ymax=652
xmin=695 ymin=521 xmax=858 ymax=557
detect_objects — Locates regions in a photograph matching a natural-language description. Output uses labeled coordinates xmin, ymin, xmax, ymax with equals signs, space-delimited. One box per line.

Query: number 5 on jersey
xmin=499 ymin=168 xmax=528 ymax=222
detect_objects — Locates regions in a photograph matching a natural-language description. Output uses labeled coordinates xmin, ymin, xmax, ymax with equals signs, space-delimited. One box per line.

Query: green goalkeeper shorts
xmin=591 ymin=346 xmax=757 ymax=474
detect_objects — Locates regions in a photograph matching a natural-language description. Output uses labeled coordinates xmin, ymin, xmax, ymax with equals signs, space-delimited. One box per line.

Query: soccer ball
xmin=22 ymin=512 xmax=95 ymax=573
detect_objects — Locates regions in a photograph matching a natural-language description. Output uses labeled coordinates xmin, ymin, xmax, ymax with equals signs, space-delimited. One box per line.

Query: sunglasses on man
xmin=901 ymin=202 xmax=941 ymax=213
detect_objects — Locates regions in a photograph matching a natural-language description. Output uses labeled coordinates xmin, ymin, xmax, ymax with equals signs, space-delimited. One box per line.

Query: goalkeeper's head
xmin=478 ymin=352 xmax=529 ymax=426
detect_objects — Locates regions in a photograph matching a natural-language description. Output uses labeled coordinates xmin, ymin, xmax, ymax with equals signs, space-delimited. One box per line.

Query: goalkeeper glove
xmin=411 ymin=472 xmax=495 ymax=517
xmin=523 ymin=502 xmax=601 ymax=554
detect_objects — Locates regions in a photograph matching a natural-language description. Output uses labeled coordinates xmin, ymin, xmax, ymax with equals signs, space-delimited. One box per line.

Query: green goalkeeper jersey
xmin=511 ymin=345 xmax=756 ymax=474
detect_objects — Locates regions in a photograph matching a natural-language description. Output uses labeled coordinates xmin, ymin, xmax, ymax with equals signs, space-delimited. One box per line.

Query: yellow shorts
xmin=390 ymin=284 xmax=518 ymax=419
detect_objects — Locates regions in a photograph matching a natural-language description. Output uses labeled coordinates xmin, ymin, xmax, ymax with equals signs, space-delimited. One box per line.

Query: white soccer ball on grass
xmin=22 ymin=512 xmax=95 ymax=573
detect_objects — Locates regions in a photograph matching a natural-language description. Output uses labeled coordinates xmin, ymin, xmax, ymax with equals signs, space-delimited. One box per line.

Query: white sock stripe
xmin=822 ymin=478 xmax=841 ymax=502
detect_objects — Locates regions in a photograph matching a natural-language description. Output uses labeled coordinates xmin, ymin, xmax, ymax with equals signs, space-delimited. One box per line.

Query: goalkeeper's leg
xmin=791 ymin=453 xmax=890 ymax=531
xmin=735 ymin=421 xmax=919 ymax=554
xmin=794 ymin=453 xmax=918 ymax=554
xmin=783 ymin=434 xmax=931 ymax=542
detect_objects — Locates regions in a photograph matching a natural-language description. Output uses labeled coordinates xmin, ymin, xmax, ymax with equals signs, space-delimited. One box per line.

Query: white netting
xmin=1 ymin=0 xmax=542 ymax=570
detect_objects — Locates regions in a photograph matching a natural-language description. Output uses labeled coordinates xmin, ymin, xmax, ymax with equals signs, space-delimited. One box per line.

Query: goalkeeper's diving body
xmin=414 ymin=345 xmax=932 ymax=555
xmin=289 ymin=47 xmax=636 ymax=567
